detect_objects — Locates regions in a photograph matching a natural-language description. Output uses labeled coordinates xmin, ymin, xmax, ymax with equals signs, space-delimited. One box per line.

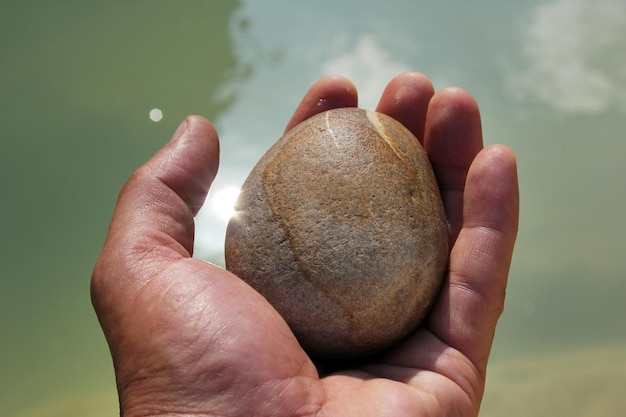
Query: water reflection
xmin=508 ymin=0 xmax=626 ymax=114
xmin=493 ymin=0 xmax=626 ymax=357
xmin=482 ymin=344 xmax=626 ymax=416
xmin=0 ymin=2 xmax=242 ymax=416
xmin=12 ymin=392 xmax=117 ymax=417
xmin=2 ymin=0 xmax=626 ymax=415
xmin=194 ymin=0 xmax=444 ymax=260
xmin=322 ymin=34 xmax=411 ymax=107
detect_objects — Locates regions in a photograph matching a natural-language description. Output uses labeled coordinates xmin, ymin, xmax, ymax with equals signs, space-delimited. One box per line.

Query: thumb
xmin=108 ymin=115 xmax=219 ymax=259
xmin=92 ymin=116 xmax=219 ymax=310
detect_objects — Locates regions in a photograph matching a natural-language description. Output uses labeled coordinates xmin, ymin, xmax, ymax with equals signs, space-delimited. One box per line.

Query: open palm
xmin=92 ymin=72 xmax=518 ymax=417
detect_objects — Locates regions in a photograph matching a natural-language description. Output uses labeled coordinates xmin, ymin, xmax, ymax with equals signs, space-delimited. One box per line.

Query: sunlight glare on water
xmin=212 ymin=186 xmax=240 ymax=221
xmin=149 ymin=108 xmax=163 ymax=122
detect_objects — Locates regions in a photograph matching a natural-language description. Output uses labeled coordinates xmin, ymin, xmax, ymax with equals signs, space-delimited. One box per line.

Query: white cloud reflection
xmin=509 ymin=0 xmax=626 ymax=114
xmin=321 ymin=34 xmax=410 ymax=109
xmin=194 ymin=4 xmax=413 ymax=260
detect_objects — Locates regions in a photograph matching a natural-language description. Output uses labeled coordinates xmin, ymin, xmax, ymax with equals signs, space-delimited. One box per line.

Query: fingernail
xmin=170 ymin=118 xmax=189 ymax=143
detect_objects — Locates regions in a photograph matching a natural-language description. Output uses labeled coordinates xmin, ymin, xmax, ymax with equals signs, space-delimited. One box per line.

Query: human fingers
xmin=372 ymin=146 xmax=518 ymax=407
xmin=108 ymin=116 xmax=217 ymax=255
xmin=91 ymin=116 xmax=219 ymax=310
xmin=284 ymin=75 xmax=358 ymax=132
xmin=375 ymin=71 xmax=435 ymax=143
xmin=429 ymin=144 xmax=519 ymax=372
xmin=423 ymin=88 xmax=484 ymax=246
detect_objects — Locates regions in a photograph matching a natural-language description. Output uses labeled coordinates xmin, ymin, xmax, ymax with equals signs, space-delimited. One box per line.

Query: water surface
xmin=1 ymin=1 xmax=625 ymax=415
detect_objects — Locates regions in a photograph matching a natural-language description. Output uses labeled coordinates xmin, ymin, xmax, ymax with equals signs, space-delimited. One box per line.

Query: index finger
xmin=284 ymin=75 xmax=358 ymax=132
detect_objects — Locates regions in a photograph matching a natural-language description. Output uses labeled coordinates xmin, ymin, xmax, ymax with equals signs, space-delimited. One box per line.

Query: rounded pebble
xmin=225 ymin=108 xmax=448 ymax=359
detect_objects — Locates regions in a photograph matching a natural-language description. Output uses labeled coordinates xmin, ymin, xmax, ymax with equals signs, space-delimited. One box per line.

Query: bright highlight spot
xmin=212 ymin=187 xmax=240 ymax=221
xmin=149 ymin=108 xmax=163 ymax=122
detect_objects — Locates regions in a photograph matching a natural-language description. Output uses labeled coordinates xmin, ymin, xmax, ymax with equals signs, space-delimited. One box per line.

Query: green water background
xmin=1 ymin=1 xmax=625 ymax=415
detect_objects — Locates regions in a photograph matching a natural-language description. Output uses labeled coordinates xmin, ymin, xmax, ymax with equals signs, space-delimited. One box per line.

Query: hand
xmin=92 ymin=72 xmax=519 ymax=417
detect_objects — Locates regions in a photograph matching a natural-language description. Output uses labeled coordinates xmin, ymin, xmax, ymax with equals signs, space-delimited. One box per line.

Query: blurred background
xmin=1 ymin=1 xmax=625 ymax=415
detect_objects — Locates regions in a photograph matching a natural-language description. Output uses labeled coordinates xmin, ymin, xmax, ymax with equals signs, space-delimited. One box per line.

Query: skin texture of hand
xmin=91 ymin=72 xmax=519 ymax=417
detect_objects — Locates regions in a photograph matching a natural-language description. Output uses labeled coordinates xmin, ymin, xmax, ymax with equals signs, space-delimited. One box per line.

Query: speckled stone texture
xmin=225 ymin=108 xmax=448 ymax=359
